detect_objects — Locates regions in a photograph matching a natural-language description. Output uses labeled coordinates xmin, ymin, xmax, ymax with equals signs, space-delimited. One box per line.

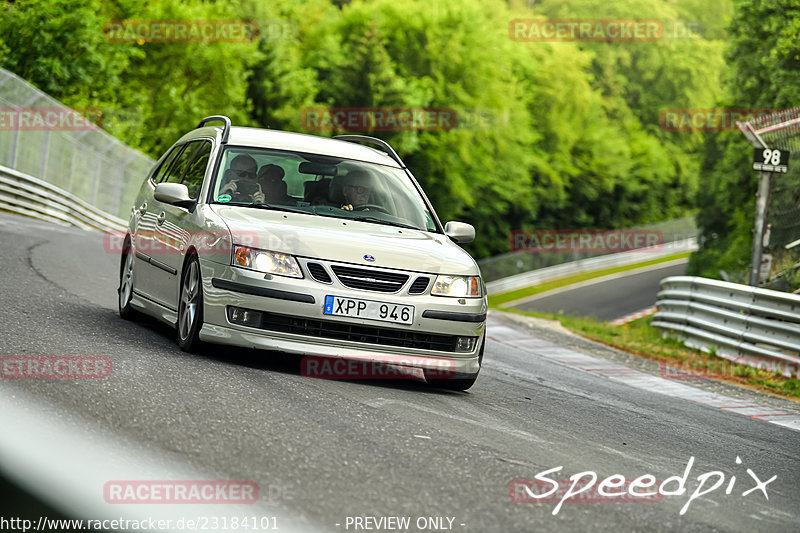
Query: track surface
xmin=0 ymin=213 xmax=798 ymax=533
xmin=513 ymin=261 xmax=688 ymax=321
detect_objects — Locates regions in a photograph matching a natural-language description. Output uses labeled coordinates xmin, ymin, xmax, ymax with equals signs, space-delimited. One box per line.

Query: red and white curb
xmin=487 ymin=321 xmax=800 ymax=432
xmin=610 ymin=306 xmax=657 ymax=326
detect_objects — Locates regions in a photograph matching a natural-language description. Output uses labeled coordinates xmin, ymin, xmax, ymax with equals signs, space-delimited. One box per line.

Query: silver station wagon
xmin=118 ymin=116 xmax=487 ymax=390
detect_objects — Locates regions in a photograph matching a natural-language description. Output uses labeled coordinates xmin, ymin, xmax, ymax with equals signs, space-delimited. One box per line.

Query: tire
xmin=177 ymin=255 xmax=204 ymax=352
xmin=426 ymin=332 xmax=486 ymax=391
xmin=118 ymin=243 xmax=142 ymax=320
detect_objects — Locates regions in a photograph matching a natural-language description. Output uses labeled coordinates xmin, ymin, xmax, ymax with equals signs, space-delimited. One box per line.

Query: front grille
xmin=306 ymin=262 xmax=332 ymax=283
xmin=408 ymin=276 xmax=430 ymax=294
xmin=258 ymin=312 xmax=461 ymax=352
xmin=330 ymin=265 xmax=409 ymax=293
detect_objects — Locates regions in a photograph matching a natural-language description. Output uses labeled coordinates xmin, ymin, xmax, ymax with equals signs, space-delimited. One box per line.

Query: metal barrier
xmin=652 ymin=276 xmax=800 ymax=377
xmin=0 ymin=164 xmax=126 ymax=233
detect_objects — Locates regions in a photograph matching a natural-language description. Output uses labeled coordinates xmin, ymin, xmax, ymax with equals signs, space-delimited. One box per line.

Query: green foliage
xmin=243 ymin=0 xmax=322 ymax=132
xmin=1 ymin=0 xmax=733 ymax=259
xmin=100 ymin=0 xmax=262 ymax=155
xmin=0 ymin=0 xmax=136 ymax=108
xmin=689 ymin=0 xmax=800 ymax=281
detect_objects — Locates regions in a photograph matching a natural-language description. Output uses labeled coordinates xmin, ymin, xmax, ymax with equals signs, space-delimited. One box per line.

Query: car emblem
xmin=363 ymin=254 xmax=375 ymax=262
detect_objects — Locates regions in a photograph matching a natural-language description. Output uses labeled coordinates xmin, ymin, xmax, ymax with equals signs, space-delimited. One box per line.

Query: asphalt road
xmin=512 ymin=260 xmax=689 ymax=322
xmin=0 ymin=212 xmax=798 ymax=533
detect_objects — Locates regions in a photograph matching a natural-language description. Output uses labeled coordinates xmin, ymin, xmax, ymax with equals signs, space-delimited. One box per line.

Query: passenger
xmin=256 ymin=163 xmax=291 ymax=204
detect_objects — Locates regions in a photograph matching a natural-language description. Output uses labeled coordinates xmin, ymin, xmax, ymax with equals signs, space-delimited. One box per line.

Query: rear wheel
xmin=426 ymin=332 xmax=485 ymax=391
xmin=177 ymin=255 xmax=204 ymax=352
xmin=118 ymin=244 xmax=142 ymax=320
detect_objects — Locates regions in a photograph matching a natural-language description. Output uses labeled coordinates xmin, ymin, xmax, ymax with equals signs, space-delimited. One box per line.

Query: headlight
xmin=431 ymin=275 xmax=482 ymax=297
xmin=232 ymin=245 xmax=302 ymax=278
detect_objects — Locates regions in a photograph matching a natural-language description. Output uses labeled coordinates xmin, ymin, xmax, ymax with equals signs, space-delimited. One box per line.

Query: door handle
xmin=156 ymin=212 xmax=166 ymax=225
xmin=138 ymin=201 xmax=147 ymax=215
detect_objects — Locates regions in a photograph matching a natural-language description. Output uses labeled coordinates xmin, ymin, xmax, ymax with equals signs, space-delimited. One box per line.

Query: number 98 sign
xmin=753 ymin=148 xmax=789 ymax=173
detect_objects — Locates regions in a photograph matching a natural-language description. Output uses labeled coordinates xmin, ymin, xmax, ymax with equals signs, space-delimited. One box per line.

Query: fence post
xmin=39 ymin=129 xmax=51 ymax=180
xmin=749 ymin=171 xmax=771 ymax=286
xmin=8 ymin=128 xmax=19 ymax=169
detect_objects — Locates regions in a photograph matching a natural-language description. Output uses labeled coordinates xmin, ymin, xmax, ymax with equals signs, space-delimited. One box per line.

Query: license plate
xmin=323 ymin=295 xmax=414 ymax=325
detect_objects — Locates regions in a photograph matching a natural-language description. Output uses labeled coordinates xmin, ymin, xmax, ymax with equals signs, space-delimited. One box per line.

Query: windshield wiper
xmin=350 ymin=216 xmax=420 ymax=231
xmin=242 ymin=202 xmax=313 ymax=215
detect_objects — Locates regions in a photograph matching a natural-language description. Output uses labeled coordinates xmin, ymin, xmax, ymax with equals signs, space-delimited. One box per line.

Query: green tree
xmin=689 ymin=0 xmax=800 ymax=280
xmin=103 ymin=0 xmax=262 ymax=155
xmin=241 ymin=0 xmax=321 ymax=131
xmin=0 ymin=0 xmax=136 ymax=110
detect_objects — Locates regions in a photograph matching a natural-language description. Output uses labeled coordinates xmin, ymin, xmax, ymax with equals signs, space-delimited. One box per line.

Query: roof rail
xmin=197 ymin=115 xmax=231 ymax=144
xmin=333 ymin=135 xmax=406 ymax=168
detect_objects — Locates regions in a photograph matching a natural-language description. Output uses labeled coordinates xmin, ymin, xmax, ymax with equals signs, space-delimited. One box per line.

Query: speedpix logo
xmin=510 ymin=456 xmax=776 ymax=516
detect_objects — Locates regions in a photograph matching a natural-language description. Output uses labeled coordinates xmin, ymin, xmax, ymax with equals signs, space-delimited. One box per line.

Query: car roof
xmin=182 ymin=126 xmax=401 ymax=168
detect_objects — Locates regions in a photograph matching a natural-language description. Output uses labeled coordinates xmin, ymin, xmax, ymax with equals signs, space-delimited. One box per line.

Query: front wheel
xmin=177 ymin=255 xmax=204 ymax=352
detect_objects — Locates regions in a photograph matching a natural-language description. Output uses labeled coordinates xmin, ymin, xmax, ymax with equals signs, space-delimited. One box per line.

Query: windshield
xmin=210 ymin=146 xmax=438 ymax=232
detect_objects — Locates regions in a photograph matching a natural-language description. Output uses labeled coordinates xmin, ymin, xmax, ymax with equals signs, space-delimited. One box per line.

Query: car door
xmin=133 ymin=143 xmax=184 ymax=307
xmin=151 ymin=139 xmax=214 ymax=310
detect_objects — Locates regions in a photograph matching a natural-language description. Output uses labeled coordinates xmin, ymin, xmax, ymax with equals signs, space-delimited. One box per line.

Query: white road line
xmin=488 ymin=321 xmax=800 ymax=432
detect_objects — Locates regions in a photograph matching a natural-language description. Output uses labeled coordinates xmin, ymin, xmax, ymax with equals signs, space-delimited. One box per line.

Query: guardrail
xmin=0 ymin=164 xmax=126 ymax=233
xmin=652 ymin=276 xmax=800 ymax=377
xmin=0 ymin=68 xmax=154 ymax=220
xmin=486 ymin=238 xmax=697 ymax=295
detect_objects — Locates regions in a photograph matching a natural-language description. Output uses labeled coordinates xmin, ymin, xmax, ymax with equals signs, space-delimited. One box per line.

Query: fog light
xmin=228 ymin=306 xmax=262 ymax=327
xmin=455 ymin=336 xmax=477 ymax=353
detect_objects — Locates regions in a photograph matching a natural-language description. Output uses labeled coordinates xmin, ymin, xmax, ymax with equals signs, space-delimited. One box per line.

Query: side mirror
xmin=154 ymin=183 xmax=194 ymax=208
xmin=444 ymin=221 xmax=475 ymax=244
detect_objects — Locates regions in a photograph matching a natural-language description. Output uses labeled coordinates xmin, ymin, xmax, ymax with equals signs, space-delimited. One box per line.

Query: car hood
xmin=210 ymin=205 xmax=479 ymax=275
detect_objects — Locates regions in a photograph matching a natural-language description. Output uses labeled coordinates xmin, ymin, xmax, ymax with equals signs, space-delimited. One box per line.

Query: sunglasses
xmin=344 ymin=185 xmax=370 ymax=194
xmin=232 ymin=169 xmax=256 ymax=178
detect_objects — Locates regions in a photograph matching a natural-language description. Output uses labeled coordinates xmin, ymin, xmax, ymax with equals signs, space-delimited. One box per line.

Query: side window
xmin=162 ymin=142 xmax=200 ymax=185
xmin=152 ymin=145 xmax=182 ymax=183
xmin=181 ymin=141 xmax=212 ymax=199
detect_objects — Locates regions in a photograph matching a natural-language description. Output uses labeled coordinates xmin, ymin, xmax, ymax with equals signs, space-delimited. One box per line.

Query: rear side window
xmin=160 ymin=140 xmax=213 ymax=199
xmin=162 ymin=142 xmax=200 ymax=185
xmin=181 ymin=141 xmax=212 ymax=198
xmin=151 ymin=145 xmax=182 ymax=183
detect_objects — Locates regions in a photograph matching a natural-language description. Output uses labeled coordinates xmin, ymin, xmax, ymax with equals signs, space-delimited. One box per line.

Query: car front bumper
xmin=197 ymin=258 xmax=486 ymax=376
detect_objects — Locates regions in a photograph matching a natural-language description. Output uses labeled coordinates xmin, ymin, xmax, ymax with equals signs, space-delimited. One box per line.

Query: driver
xmin=340 ymin=170 xmax=375 ymax=211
